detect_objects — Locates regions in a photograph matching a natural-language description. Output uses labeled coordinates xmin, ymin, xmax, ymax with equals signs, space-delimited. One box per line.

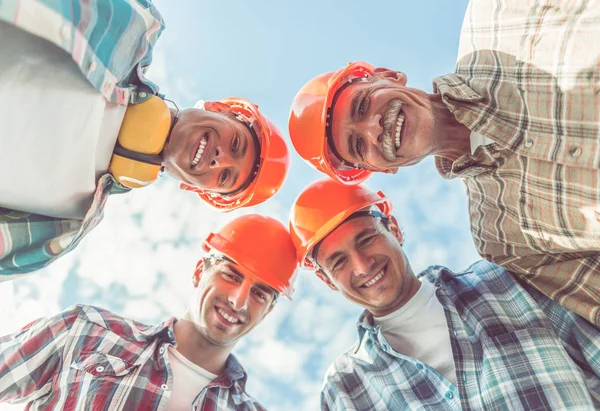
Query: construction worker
xmin=288 ymin=1 xmax=600 ymax=326
xmin=0 ymin=0 xmax=289 ymax=277
xmin=289 ymin=179 xmax=600 ymax=410
xmin=0 ymin=214 xmax=296 ymax=410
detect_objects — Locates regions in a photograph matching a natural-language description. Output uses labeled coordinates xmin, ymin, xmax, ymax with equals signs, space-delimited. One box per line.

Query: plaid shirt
xmin=321 ymin=261 xmax=600 ymax=411
xmin=0 ymin=304 xmax=266 ymax=410
xmin=433 ymin=0 xmax=600 ymax=326
xmin=0 ymin=0 xmax=165 ymax=278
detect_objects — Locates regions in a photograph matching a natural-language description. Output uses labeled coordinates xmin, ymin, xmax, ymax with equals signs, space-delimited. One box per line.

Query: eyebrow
xmin=324 ymin=227 xmax=377 ymax=267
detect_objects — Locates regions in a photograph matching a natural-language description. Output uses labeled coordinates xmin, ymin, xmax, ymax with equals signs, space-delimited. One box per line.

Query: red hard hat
xmin=202 ymin=214 xmax=298 ymax=298
xmin=181 ymin=98 xmax=290 ymax=211
xmin=289 ymin=179 xmax=392 ymax=267
xmin=288 ymin=62 xmax=376 ymax=185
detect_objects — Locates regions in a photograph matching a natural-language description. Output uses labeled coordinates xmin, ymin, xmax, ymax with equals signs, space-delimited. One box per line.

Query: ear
xmin=387 ymin=215 xmax=404 ymax=246
xmin=373 ymin=67 xmax=407 ymax=86
xmin=192 ymin=260 xmax=204 ymax=287
xmin=316 ymin=270 xmax=338 ymax=291
xmin=203 ymin=101 xmax=231 ymax=113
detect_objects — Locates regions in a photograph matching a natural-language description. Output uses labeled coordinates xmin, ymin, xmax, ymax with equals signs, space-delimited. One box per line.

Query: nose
xmin=357 ymin=113 xmax=383 ymax=145
xmin=209 ymin=145 xmax=235 ymax=168
xmin=349 ymin=249 xmax=375 ymax=278
xmin=228 ymin=280 xmax=251 ymax=311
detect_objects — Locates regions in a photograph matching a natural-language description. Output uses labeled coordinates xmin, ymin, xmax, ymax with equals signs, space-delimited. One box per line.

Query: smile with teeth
xmin=362 ymin=270 xmax=385 ymax=288
xmin=216 ymin=307 xmax=240 ymax=324
xmin=191 ymin=135 xmax=208 ymax=167
xmin=395 ymin=111 xmax=405 ymax=150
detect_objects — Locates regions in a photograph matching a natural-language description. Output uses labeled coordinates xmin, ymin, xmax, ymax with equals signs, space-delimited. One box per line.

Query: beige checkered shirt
xmin=434 ymin=0 xmax=600 ymax=325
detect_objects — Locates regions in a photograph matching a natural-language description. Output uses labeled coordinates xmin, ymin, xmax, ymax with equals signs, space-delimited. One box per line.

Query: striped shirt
xmin=0 ymin=0 xmax=165 ymax=278
xmin=321 ymin=261 xmax=600 ymax=411
xmin=0 ymin=304 xmax=266 ymax=410
xmin=433 ymin=0 xmax=600 ymax=325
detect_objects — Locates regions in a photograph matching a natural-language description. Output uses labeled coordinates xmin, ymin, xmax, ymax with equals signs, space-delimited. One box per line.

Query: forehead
xmin=317 ymin=216 xmax=379 ymax=256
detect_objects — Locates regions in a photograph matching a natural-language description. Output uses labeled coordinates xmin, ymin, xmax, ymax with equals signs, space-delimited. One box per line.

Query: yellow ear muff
xmin=109 ymin=95 xmax=172 ymax=188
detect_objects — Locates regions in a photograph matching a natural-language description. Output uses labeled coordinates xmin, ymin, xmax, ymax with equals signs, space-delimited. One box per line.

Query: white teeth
xmin=217 ymin=308 xmax=239 ymax=324
xmin=395 ymin=112 xmax=404 ymax=150
xmin=363 ymin=270 xmax=384 ymax=288
xmin=191 ymin=136 xmax=208 ymax=166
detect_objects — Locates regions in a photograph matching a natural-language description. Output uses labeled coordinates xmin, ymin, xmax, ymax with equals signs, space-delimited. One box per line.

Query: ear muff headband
xmin=113 ymin=142 xmax=163 ymax=165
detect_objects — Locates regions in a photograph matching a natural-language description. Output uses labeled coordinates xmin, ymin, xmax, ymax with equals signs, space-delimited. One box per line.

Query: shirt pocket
xmin=479 ymin=327 xmax=593 ymax=409
xmin=71 ymin=351 xmax=138 ymax=377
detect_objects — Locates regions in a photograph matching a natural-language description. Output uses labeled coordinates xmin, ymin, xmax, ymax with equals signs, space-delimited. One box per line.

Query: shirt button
xmin=453 ymin=330 xmax=458 ymax=337
xmin=160 ymin=384 xmax=168 ymax=390
xmin=462 ymin=372 xmax=467 ymax=384
xmin=381 ymin=344 xmax=388 ymax=351
xmin=445 ymin=391 xmax=454 ymax=400
xmin=523 ymin=139 xmax=534 ymax=148
xmin=89 ymin=60 xmax=97 ymax=72
xmin=159 ymin=346 xmax=166 ymax=355
xmin=569 ymin=147 xmax=582 ymax=158
xmin=416 ymin=363 xmax=424 ymax=370
xmin=96 ymin=366 xmax=105 ymax=373
xmin=139 ymin=91 xmax=148 ymax=98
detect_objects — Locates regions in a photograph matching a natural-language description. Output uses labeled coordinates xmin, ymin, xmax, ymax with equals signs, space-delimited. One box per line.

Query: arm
xmin=0 ymin=208 xmax=82 ymax=277
xmin=0 ymin=305 xmax=83 ymax=403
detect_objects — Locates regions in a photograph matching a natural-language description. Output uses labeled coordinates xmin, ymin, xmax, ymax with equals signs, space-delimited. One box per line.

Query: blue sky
xmin=0 ymin=1 xmax=481 ymax=410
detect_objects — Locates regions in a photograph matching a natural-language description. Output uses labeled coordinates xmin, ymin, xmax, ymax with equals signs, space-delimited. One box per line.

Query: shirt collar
xmin=209 ymin=354 xmax=248 ymax=390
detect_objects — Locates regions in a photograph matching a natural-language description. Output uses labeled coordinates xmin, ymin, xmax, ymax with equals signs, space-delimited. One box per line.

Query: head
xmin=163 ymin=98 xmax=290 ymax=211
xmin=188 ymin=214 xmax=297 ymax=347
xmin=289 ymin=179 xmax=420 ymax=316
xmin=289 ymin=62 xmax=436 ymax=184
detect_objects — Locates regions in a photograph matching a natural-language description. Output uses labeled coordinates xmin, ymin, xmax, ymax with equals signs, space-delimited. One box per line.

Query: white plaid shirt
xmin=434 ymin=0 xmax=600 ymax=325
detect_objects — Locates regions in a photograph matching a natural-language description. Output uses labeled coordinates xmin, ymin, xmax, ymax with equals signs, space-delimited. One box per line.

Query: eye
xmin=358 ymin=97 xmax=368 ymax=118
xmin=359 ymin=235 xmax=377 ymax=247
xmin=221 ymin=271 xmax=239 ymax=283
xmin=252 ymin=289 xmax=267 ymax=302
xmin=231 ymin=134 xmax=240 ymax=153
xmin=219 ymin=169 xmax=230 ymax=186
xmin=355 ymin=137 xmax=364 ymax=158
xmin=331 ymin=257 xmax=347 ymax=273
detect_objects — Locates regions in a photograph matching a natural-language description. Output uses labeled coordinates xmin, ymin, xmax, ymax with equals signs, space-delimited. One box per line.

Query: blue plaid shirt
xmin=321 ymin=261 xmax=600 ymax=410
xmin=0 ymin=0 xmax=165 ymax=278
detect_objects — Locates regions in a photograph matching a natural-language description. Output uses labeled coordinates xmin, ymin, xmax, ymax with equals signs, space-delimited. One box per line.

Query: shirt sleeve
xmin=0 ymin=305 xmax=82 ymax=403
xmin=0 ymin=208 xmax=82 ymax=278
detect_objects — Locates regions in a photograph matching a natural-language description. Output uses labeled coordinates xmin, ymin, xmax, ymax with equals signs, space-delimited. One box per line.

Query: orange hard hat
xmin=202 ymin=214 xmax=298 ymax=298
xmin=289 ymin=62 xmax=376 ymax=185
xmin=289 ymin=179 xmax=392 ymax=267
xmin=181 ymin=98 xmax=290 ymax=212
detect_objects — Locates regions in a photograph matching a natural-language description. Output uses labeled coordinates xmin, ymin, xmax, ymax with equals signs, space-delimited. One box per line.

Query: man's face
xmin=162 ymin=108 xmax=258 ymax=194
xmin=314 ymin=215 xmax=420 ymax=317
xmin=190 ymin=256 xmax=276 ymax=347
xmin=330 ymin=71 xmax=435 ymax=173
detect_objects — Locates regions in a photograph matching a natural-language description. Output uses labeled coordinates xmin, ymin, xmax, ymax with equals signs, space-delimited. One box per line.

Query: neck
xmin=370 ymin=274 xmax=422 ymax=318
xmin=428 ymin=94 xmax=471 ymax=161
xmin=173 ymin=318 xmax=233 ymax=376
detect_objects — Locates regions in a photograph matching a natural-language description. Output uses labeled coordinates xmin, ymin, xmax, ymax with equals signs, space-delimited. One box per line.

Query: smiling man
xmin=0 ymin=0 xmax=289 ymax=277
xmin=0 ymin=214 xmax=297 ymax=410
xmin=289 ymin=179 xmax=600 ymax=410
xmin=289 ymin=0 xmax=600 ymax=326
